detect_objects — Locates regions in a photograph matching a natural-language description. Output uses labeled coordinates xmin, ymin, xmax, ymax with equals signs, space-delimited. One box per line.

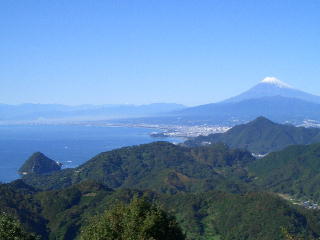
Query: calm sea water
xmin=0 ymin=125 xmax=182 ymax=183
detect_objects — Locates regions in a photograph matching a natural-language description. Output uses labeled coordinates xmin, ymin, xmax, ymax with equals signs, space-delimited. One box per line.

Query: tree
xmin=0 ymin=213 xmax=38 ymax=240
xmin=80 ymin=197 xmax=185 ymax=240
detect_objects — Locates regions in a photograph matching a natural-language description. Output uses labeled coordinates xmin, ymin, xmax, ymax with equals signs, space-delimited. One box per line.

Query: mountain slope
xmin=184 ymin=117 xmax=320 ymax=154
xmin=165 ymin=190 xmax=320 ymax=240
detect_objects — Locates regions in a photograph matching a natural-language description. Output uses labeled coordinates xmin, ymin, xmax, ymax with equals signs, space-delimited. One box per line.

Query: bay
xmin=0 ymin=125 xmax=182 ymax=182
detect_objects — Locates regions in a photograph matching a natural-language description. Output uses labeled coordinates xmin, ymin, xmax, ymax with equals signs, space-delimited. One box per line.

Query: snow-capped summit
xmin=222 ymin=77 xmax=320 ymax=104
xmin=260 ymin=77 xmax=292 ymax=89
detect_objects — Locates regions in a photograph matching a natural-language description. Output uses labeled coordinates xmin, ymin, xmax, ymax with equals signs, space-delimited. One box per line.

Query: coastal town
xmin=99 ymin=123 xmax=231 ymax=138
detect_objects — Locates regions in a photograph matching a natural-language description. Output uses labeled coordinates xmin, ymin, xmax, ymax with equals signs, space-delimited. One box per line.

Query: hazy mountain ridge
xmin=0 ymin=103 xmax=186 ymax=121
xmin=2 ymin=78 xmax=320 ymax=126
xmin=174 ymin=96 xmax=320 ymax=125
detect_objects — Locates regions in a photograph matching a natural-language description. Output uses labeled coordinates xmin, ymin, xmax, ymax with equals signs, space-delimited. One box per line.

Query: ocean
xmin=0 ymin=124 xmax=182 ymax=183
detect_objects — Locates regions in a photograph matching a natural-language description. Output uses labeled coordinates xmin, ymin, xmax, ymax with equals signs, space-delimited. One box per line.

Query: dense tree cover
xmin=184 ymin=116 xmax=320 ymax=154
xmin=1 ymin=181 xmax=320 ymax=240
xmin=80 ymin=197 xmax=185 ymax=240
xmin=0 ymin=213 xmax=39 ymax=240
xmin=0 ymin=181 xmax=48 ymax=238
xmin=167 ymin=192 xmax=320 ymax=240
xmin=249 ymin=142 xmax=320 ymax=201
xmin=5 ymin=137 xmax=320 ymax=239
xmin=34 ymin=181 xmax=114 ymax=240
xmin=19 ymin=152 xmax=61 ymax=175
xmin=21 ymin=142 xmax=255 ymax=194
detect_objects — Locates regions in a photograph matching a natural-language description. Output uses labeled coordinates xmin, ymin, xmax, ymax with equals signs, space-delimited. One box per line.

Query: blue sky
xmin=0 ymin=0 xmax=319 ymax=106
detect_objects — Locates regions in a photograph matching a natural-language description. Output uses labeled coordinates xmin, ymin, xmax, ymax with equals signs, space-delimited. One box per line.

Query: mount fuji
xmin=224 ymin=77 xmax=320 ymax=104
xmin=173 ymin=77 xmax=320 ymax=125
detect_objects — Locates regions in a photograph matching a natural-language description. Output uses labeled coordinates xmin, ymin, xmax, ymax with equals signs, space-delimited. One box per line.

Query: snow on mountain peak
xmin=260 ymin=77 xmax=292 ymax=88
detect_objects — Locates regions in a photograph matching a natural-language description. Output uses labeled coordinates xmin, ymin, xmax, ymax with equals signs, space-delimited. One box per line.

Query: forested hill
xmin=21 ymin=141 xmax=255 ymax=193
xmin=20 ymin=140 xmax=320 ymax=203
xmin=20 ymin=139 xmax=320 ymax=203
xmin=249 ymin=142 xmax=320 ymax=201
xmin=184 ymin=116 xmax=320 ymax=154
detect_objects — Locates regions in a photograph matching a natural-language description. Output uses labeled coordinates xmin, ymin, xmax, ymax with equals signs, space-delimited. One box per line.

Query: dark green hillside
xmin=79 ymin=197 xmax=186 ymax=240
xmin=0 ymin=213 xmax=39 ymax=240
xmin=79 ymin=189 xmax=320 ymax=240
xmin=249 ymin=142 xmax=320 ymax=201
xmin=190 ymin=143 xmax=253 ymax=167
xmin=161 ymin=191 xmax=320 ymax=240
xmin=22 ymin=142 xmax=255 ymax=193
xmin=12 ymin=140 xmax=320 ymax=239
xmin=34 ymin=181 xmax=114 ymax=240
xmin=184 ymin=116 xmax=320 ymax=154
xmin=0 ymin=181 xmax=115 ymax=240
xmin=1 ymin=181 xmax=320 ymax=240
xmin=19 ymin=152 xmax=62 ymax=175
xmin=0 ymin=181 xmax=48 ymax=238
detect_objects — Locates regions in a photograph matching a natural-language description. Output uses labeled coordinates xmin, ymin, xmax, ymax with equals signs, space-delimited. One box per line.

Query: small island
xmin=19 ymin=152 xmax=62 ymax=175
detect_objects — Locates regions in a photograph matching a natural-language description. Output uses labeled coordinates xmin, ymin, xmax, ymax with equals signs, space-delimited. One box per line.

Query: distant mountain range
xmin=2 ymin=77 xmax=320 ymax=125
xmin=105 ymin=77 xmax=320 ymax=126
xmin=0 ymin=103 xmax=186 ymax=122
xmin=174 ymin=96 xmax=320 ymax=124
xmin=184 ymin=116 xmax=320 ymax=154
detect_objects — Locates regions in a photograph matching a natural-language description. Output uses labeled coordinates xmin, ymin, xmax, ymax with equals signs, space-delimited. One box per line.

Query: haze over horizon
xmin=0 ymin=77 xmax=315 ymax=107
xmin=1 ymin=1 xmax=319 ymax=106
